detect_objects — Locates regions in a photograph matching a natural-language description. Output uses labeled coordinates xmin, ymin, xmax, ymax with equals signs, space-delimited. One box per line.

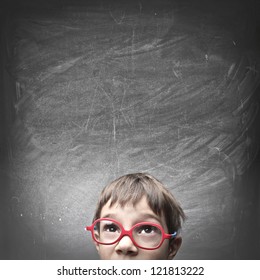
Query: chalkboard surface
xmin=1 ymin=0 xmax=260 ymax=259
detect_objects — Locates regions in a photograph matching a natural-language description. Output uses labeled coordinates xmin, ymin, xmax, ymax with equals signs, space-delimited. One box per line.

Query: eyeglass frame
xmin=86 ymin=218 xmax=177 ymax=250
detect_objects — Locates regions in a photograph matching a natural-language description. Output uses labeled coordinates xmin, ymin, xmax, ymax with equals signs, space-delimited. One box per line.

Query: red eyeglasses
xmin=86 ymin=218 xmax=177 ymax=250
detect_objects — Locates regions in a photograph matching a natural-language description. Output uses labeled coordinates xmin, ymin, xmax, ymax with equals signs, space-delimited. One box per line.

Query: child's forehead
xmin=103 ymin=196 xmax=149 ymax=209
xmin=100 ymin=196 xmax=166 ymax=225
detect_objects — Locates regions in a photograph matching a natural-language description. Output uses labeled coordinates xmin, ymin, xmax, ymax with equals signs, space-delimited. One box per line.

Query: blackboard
xmin=1 ymin=0 xmax=260 ymax=259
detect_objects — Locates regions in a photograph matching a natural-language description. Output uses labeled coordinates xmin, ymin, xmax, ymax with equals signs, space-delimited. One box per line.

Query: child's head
xmin=87 ymin=173 xmax=185 ymax=260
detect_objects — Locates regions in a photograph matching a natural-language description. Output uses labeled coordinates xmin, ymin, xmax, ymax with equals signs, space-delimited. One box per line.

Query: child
xmin=86 ymin=173 xmax=185 ymax=260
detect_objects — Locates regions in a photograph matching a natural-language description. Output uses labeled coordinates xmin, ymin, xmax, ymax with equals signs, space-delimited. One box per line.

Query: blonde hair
xmin=93 ymin=173 xmax=185 ymax=233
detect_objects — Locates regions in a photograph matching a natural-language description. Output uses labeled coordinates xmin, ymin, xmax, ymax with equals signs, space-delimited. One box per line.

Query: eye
xmin=137 ymin=225 xmax=158 ymax=234
xmin=103 ymin=223 xmax=119 ymax=232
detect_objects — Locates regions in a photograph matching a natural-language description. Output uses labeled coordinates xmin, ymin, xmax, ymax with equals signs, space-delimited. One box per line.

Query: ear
xmin=167 ymin=236 xmax=182 ymax=259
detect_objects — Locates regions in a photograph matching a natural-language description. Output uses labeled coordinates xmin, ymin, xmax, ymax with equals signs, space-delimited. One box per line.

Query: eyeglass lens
xmin=93 ymin=220 xmax=163 ymax=249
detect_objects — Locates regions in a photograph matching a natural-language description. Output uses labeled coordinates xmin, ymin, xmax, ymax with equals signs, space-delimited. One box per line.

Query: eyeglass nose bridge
xmin=116 ymin=229 xmax=136 ymax=245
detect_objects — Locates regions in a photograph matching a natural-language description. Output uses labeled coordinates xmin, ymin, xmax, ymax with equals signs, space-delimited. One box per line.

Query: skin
xmin=94 ymin=196 xmax=182 ymax=260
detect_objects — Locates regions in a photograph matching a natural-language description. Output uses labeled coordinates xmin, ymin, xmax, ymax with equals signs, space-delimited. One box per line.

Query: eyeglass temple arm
xmin=85 ymin=224 xmax=98 ymax=231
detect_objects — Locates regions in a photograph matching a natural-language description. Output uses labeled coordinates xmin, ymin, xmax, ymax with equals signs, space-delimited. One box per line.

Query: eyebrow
xmin=101 ymin=213 xmax=163 ymax=225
